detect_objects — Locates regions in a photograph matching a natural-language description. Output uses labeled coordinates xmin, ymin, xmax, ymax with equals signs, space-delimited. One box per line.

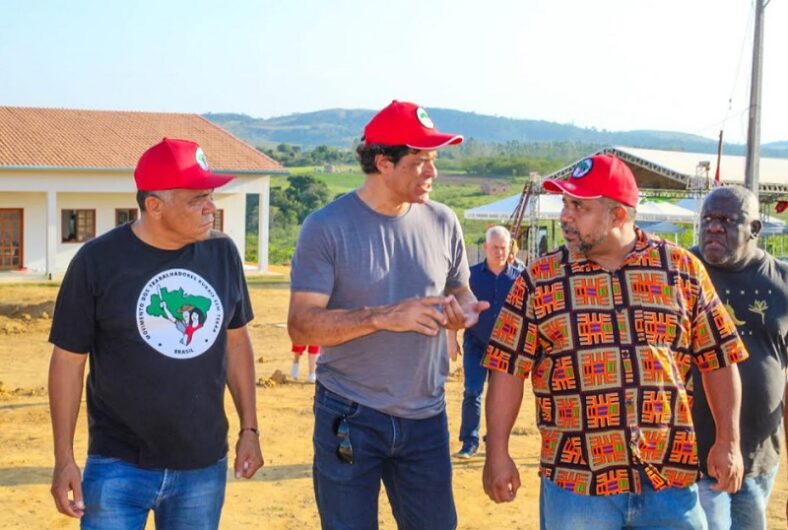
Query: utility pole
xmin=744 ymin=0 xmax=767 ymax=197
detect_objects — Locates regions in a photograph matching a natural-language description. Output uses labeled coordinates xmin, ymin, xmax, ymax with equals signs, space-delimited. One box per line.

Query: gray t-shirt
xmin=291 ymin=191 xmax=470 ymax=419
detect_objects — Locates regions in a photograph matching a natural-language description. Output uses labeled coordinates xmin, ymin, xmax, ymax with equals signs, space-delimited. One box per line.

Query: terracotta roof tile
xmin=0 ymin=107 xmax=284 ymax=172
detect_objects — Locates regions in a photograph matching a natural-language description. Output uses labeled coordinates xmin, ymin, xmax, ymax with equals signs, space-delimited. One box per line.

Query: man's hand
xmin=51 ymin=459 xmax=84 ymax=518
xmin=376 ymin=296 xmax=450 ymax=335
xmin=443 ymin=295 xmax=490 ymax=331
xmin=234 ymin=430 xmax=264 ymax=479
xmin=483 ymin=450 xmax=520 ymax=503
xmin=707 ymin=439 xmax=743 ymax=493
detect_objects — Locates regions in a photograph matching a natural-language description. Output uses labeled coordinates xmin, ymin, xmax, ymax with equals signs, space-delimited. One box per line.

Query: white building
xmin=0 ymin=107 xmax=285 ymax=278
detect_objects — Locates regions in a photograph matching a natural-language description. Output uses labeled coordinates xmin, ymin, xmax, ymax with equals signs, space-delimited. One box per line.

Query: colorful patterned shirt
xmin=482 ymin=229 xmax=748 ymax=496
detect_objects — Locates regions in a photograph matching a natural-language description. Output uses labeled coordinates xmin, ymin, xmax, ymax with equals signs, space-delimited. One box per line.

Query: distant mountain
xmin=204 ymin=109 xmax=788 ymax=158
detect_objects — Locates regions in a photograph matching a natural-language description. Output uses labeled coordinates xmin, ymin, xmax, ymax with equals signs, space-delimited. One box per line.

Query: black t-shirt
xmin=690 ymin=248 xmax=788 ymax=477
xmin=49 ymin=224 xmax=253 ymax=470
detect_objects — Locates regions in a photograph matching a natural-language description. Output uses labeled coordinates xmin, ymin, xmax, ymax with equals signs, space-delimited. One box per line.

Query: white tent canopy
xmin=677 ymin=198 xmax=785 ymax=226
xmin=464 ymin=194 xmax=564 ymax=221
xmin=464 ymin=194 xmax=698 ymax=224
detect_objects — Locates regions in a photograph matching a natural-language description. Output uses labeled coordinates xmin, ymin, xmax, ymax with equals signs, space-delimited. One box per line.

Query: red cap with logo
xmin=363 ymin=100 xmax=463 ymax=150
xmin=134 ymin=138 xmax=235 ymax=191
xmin=543 ymin=154 xmax=639 ymax=207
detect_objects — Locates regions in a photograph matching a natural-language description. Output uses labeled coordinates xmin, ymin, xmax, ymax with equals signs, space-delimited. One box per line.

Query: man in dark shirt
xmin=48 ymin=138 xmax=263 ymax=529
xmin=451 ymin=226 xmax=521 ymax=459
xmin=691 ymin=185 xmax=788 ymax=530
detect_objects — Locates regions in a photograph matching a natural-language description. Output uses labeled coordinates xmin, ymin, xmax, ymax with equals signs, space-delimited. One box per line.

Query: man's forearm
xmin=48 ymin=348 xmax=86 ymax=463
xmin=701 ymin=365 xmax=742 ymax=443
xmin=485 ymin=371 xmax=525 ymax=454
xmin=288 ymin=305 xmax=384 ymax=346
xmin=226 ymin=327 xmax=258 ymax=429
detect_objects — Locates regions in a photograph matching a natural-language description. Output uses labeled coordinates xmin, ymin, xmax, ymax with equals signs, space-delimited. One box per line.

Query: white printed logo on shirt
xmin=136 ymin=269 xmax=224 ymax=359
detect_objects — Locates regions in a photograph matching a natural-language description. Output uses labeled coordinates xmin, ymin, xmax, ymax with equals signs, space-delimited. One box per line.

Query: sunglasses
xmin=334 ymin=417 xmax=353 ymax=464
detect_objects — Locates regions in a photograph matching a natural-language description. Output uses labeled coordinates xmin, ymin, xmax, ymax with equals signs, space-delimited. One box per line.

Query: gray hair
xmin=136 ymin=189 xmax=174 ymax=212
xmin=485 ymin=225 xmax=511 ymax=243
xmin=703 ymin=185 xmax=759 ymax=218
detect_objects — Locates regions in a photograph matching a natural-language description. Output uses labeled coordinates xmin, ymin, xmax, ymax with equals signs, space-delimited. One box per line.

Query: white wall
xmin=56 ymin=192 xmax=142 ymax=271
xmin=0 ymin=169 xmax=270 ymax=274
xmin=214 ymin=193 xmax=247 ymax=259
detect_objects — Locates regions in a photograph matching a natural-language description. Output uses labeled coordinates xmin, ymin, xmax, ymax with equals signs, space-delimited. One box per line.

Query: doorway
xmin=0 ymin=209 xmax=23 ymax=270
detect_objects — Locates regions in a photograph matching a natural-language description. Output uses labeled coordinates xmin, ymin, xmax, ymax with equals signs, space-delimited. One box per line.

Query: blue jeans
xmin=539 ymin=476 xmax=707 ymax=530
xmin=81 ymin=454 xmax=227 ymax=530
xmin=312 ymin=382 xmax=456 ymax=530
xmin=697 ymin=466 xmax=779 ymax=530
xmin=459 ymin=335 xmax=488 ymax=447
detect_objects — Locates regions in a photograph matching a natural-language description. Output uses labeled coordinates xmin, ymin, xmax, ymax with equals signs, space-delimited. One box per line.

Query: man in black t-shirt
xmin=691 ymin=185 xmax=788 ymax=530
xmin=48 ymin=138 xmax=264 ymax=529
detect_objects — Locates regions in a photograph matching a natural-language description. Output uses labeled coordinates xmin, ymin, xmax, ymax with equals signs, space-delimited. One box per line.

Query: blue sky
xmin=1 ymin=0 xmax=786 ymax=144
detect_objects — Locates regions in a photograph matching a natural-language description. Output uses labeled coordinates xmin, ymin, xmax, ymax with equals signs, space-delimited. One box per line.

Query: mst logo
xmin=137 ymin=268 xmax=224 ymax=359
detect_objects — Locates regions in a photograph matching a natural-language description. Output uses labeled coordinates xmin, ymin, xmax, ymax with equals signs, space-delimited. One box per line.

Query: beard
xmin=562 ymin=221 xmax=610 ymax=256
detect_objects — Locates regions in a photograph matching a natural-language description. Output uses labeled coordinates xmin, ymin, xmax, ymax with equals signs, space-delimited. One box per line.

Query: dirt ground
xmin=0 ymin=278 xmax=785 ymax=529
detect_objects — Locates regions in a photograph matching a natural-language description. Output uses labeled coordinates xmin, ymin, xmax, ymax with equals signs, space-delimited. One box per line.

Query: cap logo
xmin=195 ymin=147 xmax=209 ymax=170
xmin=572 ymin=158 xmax=593 ymax=178
xmin=416 ymin=107 xmax=434 ymax=129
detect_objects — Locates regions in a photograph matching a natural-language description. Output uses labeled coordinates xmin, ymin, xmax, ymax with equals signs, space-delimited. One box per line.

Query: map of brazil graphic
xmin=137 ymin=269 xmax=224 ymax=359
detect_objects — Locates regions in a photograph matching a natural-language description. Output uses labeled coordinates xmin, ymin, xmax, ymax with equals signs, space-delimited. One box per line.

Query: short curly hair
xmin=355 ymin=143 xmax=419 ymax=175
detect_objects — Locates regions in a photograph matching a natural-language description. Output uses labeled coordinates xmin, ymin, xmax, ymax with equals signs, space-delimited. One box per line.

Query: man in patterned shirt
xmin=481 ymin=154 xmax=748 ymax=529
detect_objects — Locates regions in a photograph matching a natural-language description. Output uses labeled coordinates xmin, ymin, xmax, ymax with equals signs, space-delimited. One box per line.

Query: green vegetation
xmin=243 ymin=142 xmax=788 ymax=265
xmin=246 ymin=173 xmax=333 ymax=265
xmin=437 ymin=139 xmax=600 ymax=176
xmin=258 ymin=144 xmax=355 ymax=167
xmin=243 ymin=141 xmax=582 ymax=265
xmin=244 ymin=170 xmax=522 ymax=264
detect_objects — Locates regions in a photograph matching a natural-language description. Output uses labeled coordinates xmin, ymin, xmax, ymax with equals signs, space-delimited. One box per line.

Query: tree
xmin=285 ymin=175 xmax=331 ymax=223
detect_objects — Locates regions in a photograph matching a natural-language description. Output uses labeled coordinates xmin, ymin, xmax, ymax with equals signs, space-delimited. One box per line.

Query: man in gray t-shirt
xmin=691 ymin=185 xmax=788 ymax=530
xmin=289 ymin=100 xmax=489 ymax=530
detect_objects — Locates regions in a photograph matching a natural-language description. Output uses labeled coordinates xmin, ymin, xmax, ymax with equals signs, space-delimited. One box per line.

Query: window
xmin=213 ymin=209 xmax=224 ymax=232
xmin=115 ymin=208 xmax=138 ymax=226
xmin=61 ymin=209 xmax=96 ymax=243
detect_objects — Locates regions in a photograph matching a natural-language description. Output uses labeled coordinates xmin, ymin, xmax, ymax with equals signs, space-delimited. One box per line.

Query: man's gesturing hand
xmin=443 ymin=295 xmax=490 ymax=330
xmin=376 ymin=296 xmax=450 ymax=336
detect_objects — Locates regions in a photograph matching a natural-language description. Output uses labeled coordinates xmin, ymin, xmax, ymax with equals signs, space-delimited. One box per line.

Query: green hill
xmin=205 ymin=108 xmax=788 ymax=158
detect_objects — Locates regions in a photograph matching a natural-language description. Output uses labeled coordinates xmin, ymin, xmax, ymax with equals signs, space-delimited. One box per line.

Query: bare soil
xmin=0 ymin=279 xmax=784 ymax=529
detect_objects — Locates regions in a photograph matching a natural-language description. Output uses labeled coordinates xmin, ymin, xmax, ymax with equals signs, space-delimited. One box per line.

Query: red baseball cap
xmin=134 ymin=138 xmax=234 ymax=191
xmin=543 ymin=155 xmax=639 ymax=207
xmin=363 ymin=100 xmax=463 ymax=150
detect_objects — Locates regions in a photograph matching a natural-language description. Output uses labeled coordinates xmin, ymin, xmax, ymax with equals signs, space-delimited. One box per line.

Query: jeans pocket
xmin=82 ymin=455 xmax=128 ymax=485
xmin=313 ymin=399 xmax=358 ymax=482
xmin=313 ymin=383 xmax=360 ymax=418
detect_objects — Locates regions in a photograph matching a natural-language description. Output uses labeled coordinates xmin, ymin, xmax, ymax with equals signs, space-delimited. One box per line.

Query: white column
xmin=46 ymin=190 xmax=57 ymax=279
xmin=257 ymin=179 xmax=269 ymax=273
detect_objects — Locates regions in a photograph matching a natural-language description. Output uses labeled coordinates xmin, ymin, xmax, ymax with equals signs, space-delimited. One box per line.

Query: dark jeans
xmin=459 ymin=335 xmax=488 ymax=447
xmin=312 ymin=382 xmax=457 ymax=530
